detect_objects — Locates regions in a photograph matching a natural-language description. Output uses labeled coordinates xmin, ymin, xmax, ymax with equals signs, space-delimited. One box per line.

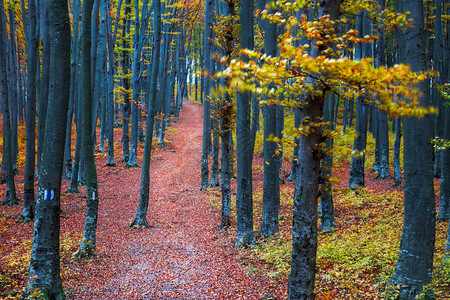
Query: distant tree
xmin=0 ymin=0 xmax=18 ymax=206
xmin=127 ymin=0 xmax=151 ymax=167
xmin=348 ymin=11 xmax=371 ymax=189
xmin=320 ymin=95 xmax=336 ymax=232
xmin=373 ymin=0 xmax=390 ymax=179
xmin=387 ymin=0 xmax=436 ymax=297
xmin=7 ymin=7 xmax=19 ymax=172
xmin=120 ymin=0 xmax=132 ymax=163
xmin=24 ymin=0 xmax=71 ymax=295
xmin=260 ymin=0 xmax=280 ymax=239
xmin=393 ymin=117 xmax=403 ymax=186
xmin=216 ymin=0 xmax=235 ymax=229
xmin=200 ymin=0 xmax=214 ymax=189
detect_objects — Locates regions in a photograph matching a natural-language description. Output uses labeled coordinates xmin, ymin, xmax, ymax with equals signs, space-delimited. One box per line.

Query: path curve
xmin=71 ymin=101 xmax=277 ymax=299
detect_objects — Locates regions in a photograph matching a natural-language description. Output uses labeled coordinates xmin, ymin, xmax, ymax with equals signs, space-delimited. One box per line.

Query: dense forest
xmin=0 ymin=0 xmax=449 ymax=299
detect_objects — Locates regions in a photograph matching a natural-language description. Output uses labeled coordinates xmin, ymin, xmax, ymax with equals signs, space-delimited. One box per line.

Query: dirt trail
xmin=71 ymin=101 xmax=277 ymax=299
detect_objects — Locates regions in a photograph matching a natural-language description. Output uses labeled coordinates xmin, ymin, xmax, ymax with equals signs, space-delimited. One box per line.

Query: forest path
xmin=72 ymin=101 xmax=272 ymax=299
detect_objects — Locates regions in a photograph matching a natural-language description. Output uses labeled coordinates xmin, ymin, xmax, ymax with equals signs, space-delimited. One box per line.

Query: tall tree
xmin=73 ymin=0 xmax=99 ymax=258
xmin=130 ymin=0 xmax=161 ymax=227
xmin=235 ymin=0 xmax=255 ymax=247
xmin=0 ymin=0 xmax=18 ymax=206
xmin=120 ymin=0 xmax=132 ymax=163
xmin=388 ymin=0 xmax=436 ymax=297
xmin=288 ymin=0 xmax=341 ymax=298
xmin=127 ymin=0 xmax=151 ymax=167
xmin=200 ymin=0 xmax=214 ymax=189
xmin=22 ymin=0 xmax=39 ymax=219
xmin=373 ymin=0 xmax=390 ymax=179
xmin=218 ymin=0 xmax=234 ymax=229
xmin=24 ymin=0 xmax=71 ymax=295
xmin=260 ymin=0 xmax=280 ymax=238
xmin=438 ymin=104 xmax=450 ymax=221
xmin=348 ymin=11 xmax=371 ymax=189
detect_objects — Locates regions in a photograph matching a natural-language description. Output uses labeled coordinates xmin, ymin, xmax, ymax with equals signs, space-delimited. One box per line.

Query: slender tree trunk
xmin=388 ymin=0 xmax=436 ymax=297
xmin=393 ymin=117 xmax=403 ymax=187
xmin=68 ymin=0 xmax=82 ymax=192
xmin=23 ymin=0 xmax=39 ymax=212
xmin=0 ymin=1 xmax=18 ymax=206
xmin=260 ymin=4 xmax=280 ymax=238
xmin=37 ymin=0 xmax=51 ymax=171
xmin=73 ymin=0 xmax=99 ymax=258
xmin=7 ymin=9 xmax=18 ymax=171
xmin=127 ymin=0 xmax=150 ymax=167
xmin=235 ymin=0 xmax=255 ymax=247
xmin=348 ymin=98 xmax=368 ymax=189
xmin=105 ymin=0 xmax=116 ymax=166
xmin=121 ymin=0 xmax=131 ymax=163
xmin=24 ymin=0 xmax=71 ymax=295
xmin=320 ymin=95 xmax=335 ymax=232
xmin=200 ymin=0 xmax=214 ymax=189
xmin=131 ymin=0 xmax=161 ymax=228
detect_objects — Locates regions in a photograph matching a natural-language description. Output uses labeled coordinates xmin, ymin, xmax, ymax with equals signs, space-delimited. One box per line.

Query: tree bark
xmin=23 ymin=0 xmax=39 ymax=213
xmin=0 ymin=0 xmax=18 ymax=206
xmin=235 ymin=0 xmax=255 ymax=247
xmin=73 ymin=0 xmax=99 ymax=258
xmin=130 ymin=0 xmax=161 ymax=228
xmin=388 ymin=0 xmax=436 ymax=297
xmin=24 ymin=0 xmax=71 ymax=295
xmin=288 ymin=1 xmax=341 ymax=298
xmin=200 ymin=0 xmax=214 ymax=189
xmin=260 ymin=4 xmax=280 ymax=238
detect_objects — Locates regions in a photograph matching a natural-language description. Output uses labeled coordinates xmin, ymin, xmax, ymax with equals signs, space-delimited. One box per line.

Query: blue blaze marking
xmin=44 ymin=190 xmax=54 ymax=201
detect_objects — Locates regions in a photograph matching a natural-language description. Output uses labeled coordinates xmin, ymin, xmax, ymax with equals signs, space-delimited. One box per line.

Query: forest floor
xmin=1 ymin=100 xmax=449 ymax=299
xmin=0 ymin=100 xmax=284 ymax=299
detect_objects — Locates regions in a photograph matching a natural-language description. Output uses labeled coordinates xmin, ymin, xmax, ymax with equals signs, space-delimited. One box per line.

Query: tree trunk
xmin=22 ymin=0 xmax=39 ymax=213
xmin=73 ymin=0 xmax=99 ymax=259
xmin=438 ymin=104 xmax=450 ymax=221
xmin=200 ymin=0 xmax=214 ymax=189
xmin=0 ymin=0 xmax=18 ymax=206
xmin=393 ymin=117 xmax=403 ymax=187
xmin=235 ymin=0 xmax=255 ymax=247
xmin=130 ymin=0 xmax=161 ymax=228
xmin=7 ymin=9 xmax=19 ymax=171
xmin=24 ymin=0 xmax=71 ymax=295
xmin=348 ymin=98 xmax=368 ymax=189
xmin=105 ymin=0 xmax=116 ymax=166
xmin=320 ymin=95 xmax=335 ymax=232
xmin=388 ymin=0 xmax=436 ymax=297
xmin=260 ymin=4 xmax=280 ymax=238
xmin=288 ymin=1 xmax=341 ymax=298
xmin=121 ymin=0 xmax=131 ymax=163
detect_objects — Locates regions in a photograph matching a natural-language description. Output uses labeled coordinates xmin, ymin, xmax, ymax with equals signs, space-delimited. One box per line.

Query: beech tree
xmin=0 ymin=0 xmax=18 ymax=207
xmin=74 ymin=0 xmax=99 ymax=258
xmin=218 ymin=0 xmax=436 ymax=296
xmin=235 ymin=0 xmax=256 ymax=247
xmin=200 ymin=0 xmax=213 ymax=189
xmin=22 ymin=0 xmax=39 ymax=221
xmin=387 ymin=0 xmax=436 ymax=297
xmin=131 ymin=0 xmax=161 ymax=228
xmin=259 ymin=0 xmax=280 ymax=239
xmin=24 ymin=0 xmax=71 ymax=295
